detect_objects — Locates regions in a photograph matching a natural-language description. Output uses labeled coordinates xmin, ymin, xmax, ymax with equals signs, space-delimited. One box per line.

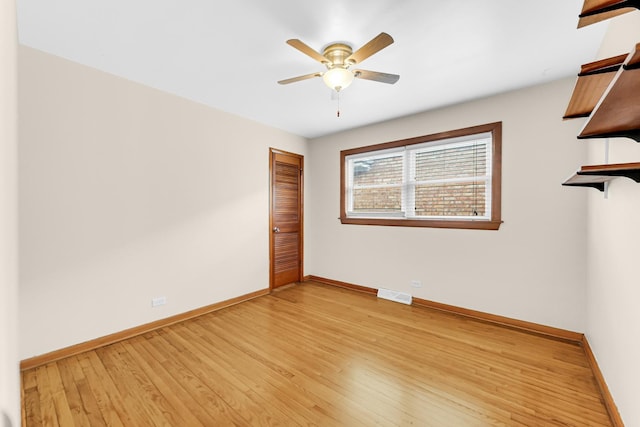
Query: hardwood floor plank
xmin=45 ymin=363 xmax=81 ymax=427
xmin=34 ymin=366 xmax=60 ymax=427
xmin=76 ymin=352 xmax=127 ymax=427
xmin=57 ymin=357 xmax=105 ymax=427
xmin=21 ymin=282 xmax=612 ymax=426
xmin=21 ymin=371 xmax=42 ymax=427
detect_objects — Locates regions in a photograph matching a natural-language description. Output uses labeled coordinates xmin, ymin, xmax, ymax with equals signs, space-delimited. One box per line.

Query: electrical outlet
xmin=151 ymin=296 xmax=167 ymax=307
xmin=410 ymin=280 xmax=422 ymax=288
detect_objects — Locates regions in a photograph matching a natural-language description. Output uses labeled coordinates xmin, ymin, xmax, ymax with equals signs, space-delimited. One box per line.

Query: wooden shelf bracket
xmin=562 ymin=162 xmax=640 ymax=191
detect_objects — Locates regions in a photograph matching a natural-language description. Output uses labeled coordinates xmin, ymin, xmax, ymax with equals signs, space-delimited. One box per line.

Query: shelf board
xmin=577 ymin=43 xmax=640 ymax=142
xmin=563 ymin=54 xmax=627 ymax=119
xmin=578 ymin=162 xmax=640 ymax=181
xmin=578 ymin=0 xmax=640 ymax=28
xmin=563 ymin=162 xmax=640 ymax=191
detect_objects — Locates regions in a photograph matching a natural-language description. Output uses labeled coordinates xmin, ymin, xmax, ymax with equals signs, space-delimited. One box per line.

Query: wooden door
xmin=270 ymin=149 xmax=303 ymax=289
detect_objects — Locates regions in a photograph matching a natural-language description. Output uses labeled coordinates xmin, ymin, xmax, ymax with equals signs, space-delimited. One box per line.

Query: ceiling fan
xmin=278 ymin=32 xmax=400 ymax=93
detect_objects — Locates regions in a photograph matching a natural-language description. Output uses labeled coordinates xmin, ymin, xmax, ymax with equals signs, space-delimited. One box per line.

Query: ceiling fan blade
xmin=278 ymin=72 xmax=322 ymax=85
xmin=346 ymin=32 xmax=394 ymax=65
xmin=286 ymin=39 xmax=329 ymax=64
xmin=353 ymin=69 xmax=400 ymax=84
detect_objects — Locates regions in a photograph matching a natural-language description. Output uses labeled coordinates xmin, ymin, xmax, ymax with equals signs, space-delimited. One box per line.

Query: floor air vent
xmin=377 ymin=288 xmax=412 ymax=305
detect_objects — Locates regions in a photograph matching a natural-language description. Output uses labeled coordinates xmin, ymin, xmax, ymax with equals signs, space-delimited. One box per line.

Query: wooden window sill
xmin=339 ymin=217 xmax=503 ymax=230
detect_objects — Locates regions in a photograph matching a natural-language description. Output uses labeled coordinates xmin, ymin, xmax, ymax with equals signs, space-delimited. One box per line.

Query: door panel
xmin=270 ymin=150 xmax=303 ymax=289
xmin=274 ymin=233 xmax=299 ymax=285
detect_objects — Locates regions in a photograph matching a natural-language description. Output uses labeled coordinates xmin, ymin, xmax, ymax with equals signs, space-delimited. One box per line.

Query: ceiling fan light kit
xmin=322 ymin=67 xmax=354 ymax=92
xmin=278 ymin=32 xmax=399 ymax=95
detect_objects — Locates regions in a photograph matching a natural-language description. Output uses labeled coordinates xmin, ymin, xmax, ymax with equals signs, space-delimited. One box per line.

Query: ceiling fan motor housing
xmin=322 ymin=43 xmax=354 ymax=69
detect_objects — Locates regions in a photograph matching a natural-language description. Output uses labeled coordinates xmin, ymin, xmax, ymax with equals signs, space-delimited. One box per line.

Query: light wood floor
xmin=22 ymin=282 xmax=612 ymax=426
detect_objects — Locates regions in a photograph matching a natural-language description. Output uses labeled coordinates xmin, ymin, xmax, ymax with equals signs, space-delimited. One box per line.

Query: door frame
xmin=269 ymin=148 xmax=304 ymax=290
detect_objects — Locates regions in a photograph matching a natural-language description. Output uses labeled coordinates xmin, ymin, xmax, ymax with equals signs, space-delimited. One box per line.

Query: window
xmin=340 ymin=122 xmax=502 ymax=230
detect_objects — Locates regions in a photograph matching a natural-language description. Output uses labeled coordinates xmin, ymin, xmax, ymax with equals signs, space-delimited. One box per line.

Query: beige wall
xmin=308 ymin=78 xmax=588 ymax=332
xmin=1 ymin=0 xmax=19 ymax=424
xmin=18 ymin=46 xmax=308 ymax=359
xmin=586 ymin=12 xmax=640 ymax=427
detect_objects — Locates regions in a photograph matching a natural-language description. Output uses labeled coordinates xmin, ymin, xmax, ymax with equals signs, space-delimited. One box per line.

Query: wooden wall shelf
xmin=564 ymin=44 xmax=640 ymax=142
xmin=563 ymin=174 xmax=614 ymax=191
xmin=564 ymin=3 xmax=640 ymax=193
xmin=563 ymin=54 xmax=627 ymax=119
xmin=578 ymin=0 xmax=640 ymax=28
xmin=563 ymin=162 xmax=640 ymax=191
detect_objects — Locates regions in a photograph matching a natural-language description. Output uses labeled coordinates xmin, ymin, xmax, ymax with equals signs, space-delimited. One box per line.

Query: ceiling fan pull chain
xmin=337 ymin=91 xmax=341 ymax=118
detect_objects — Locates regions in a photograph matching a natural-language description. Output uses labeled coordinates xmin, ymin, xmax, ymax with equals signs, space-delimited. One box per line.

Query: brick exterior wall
xmin=352 ymin=144 xmax=487 ymax=217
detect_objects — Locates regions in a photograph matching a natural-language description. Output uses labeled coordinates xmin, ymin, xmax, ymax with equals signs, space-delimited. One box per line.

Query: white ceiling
xmin=16 ymin=0 xmax=608 ymax=139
